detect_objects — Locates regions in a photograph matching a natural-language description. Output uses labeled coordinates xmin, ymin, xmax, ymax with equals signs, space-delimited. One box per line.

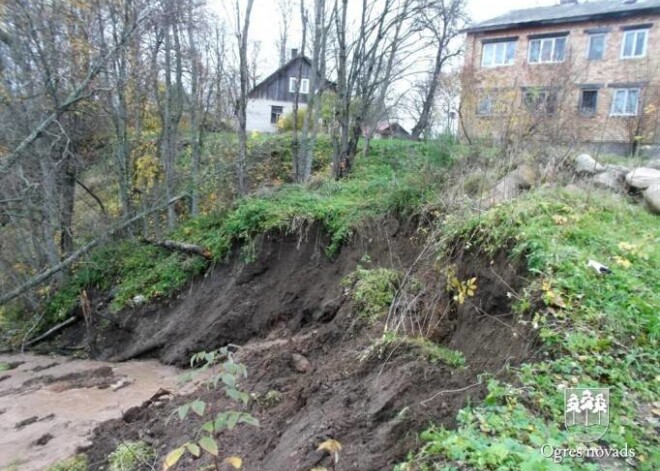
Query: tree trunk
xmin=235 ymin=0 xmax=255 ymax=196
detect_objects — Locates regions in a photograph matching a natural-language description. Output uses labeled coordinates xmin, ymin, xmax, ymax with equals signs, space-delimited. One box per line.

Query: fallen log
xmin=0 ymin=194 xmax=187 ymax=306
xmin=23 ymin=316 xmax=78 ymax=348
xmin=142 ymin=239 xmax=212 ymax=260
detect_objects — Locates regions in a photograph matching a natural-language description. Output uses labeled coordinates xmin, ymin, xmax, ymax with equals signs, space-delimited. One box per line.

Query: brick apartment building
xmin=460 ymin=0 xmax=660 ymax=155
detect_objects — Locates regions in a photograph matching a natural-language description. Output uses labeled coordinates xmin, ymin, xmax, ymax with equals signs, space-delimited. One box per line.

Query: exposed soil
xmin=71 ymin=222 xmax=535 ymax=471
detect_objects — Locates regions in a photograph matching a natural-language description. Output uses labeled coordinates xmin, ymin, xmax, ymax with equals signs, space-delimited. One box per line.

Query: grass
xmin=365 ymin=331 xmax=466 ymax=368
xmin=399 ymin=188 xmax=660 ymax=470
xmin=39 ymin=137 xmax=455 ymax=323
xmin=108 ymin=441 xmax=155 ymax=471
xmin=45 ymin=455 xmax=88 ymax=471
xmin=343 ymin=263 xmax=401 ymax=321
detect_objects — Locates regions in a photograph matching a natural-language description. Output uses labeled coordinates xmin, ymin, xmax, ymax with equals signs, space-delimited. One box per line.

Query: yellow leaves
xmin=134 ymin=154 xmax=161 ymax=190
xmin=224 ymin=456 xmax=243 ymax=469
xmin=162 ymin=446 xmax=185 ymax=470
xmin=446 ymin=266 xmax=477 ymax=305
xmin=617 ymin=241 xmax=649 ymax=260
xmin=541 ymin=279 xmax=566 ymax=309
xmin=317 ymin=439 xmax=342 ymax=464
xmin=552 ymin=214 xmax=568 ymax=225
xmin=613 ymin=256 xmax=631 ymax=269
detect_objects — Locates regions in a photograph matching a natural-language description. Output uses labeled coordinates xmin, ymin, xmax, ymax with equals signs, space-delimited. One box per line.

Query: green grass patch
xmin=343 ymin=263 xmax=402 ymax=321
xmin=366 ymin=331 xmax=466 ymax=368
xmin=401 ymin=188 xmax=660 ymax=470
xmin=45 ymin=455 xmax=88 ymax=471
xmin=107 ymin=441 xmax=154 ymax=471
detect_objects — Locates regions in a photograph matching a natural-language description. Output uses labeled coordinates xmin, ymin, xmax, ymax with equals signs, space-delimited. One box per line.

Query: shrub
xmin=343 ymin=265 xmax=401 ymax=321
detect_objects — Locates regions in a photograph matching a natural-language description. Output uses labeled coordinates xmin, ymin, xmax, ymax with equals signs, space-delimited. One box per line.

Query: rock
xmin=593 ymin=168 xmax=627 ymax=192
xmin=645 ymin=158 xmax=660 ymax=170
xmin=290 ymin=353 xmax=312 ymax=373
xmin=483 ymin=164 xmax=537 ymax=207
xmin=643 ymin=184 xmax=660 ymax=214
xmin=575 ymin=154 xmax=605 ymax=174
xmin=625 ymin=167 xmax=660 ymax=190
xmin=512 ymin=164 xmax=536 ymax=188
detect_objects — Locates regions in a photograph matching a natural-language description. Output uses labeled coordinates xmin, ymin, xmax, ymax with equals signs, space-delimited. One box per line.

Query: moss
xmin=45 ymin=455 xmax=88 ymax=471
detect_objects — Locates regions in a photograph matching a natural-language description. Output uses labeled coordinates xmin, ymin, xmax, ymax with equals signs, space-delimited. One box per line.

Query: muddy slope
xmin=76 ymin=222 xmax=409 ymax=366
xmin=81 ymin=225 xmax=534 ymax=471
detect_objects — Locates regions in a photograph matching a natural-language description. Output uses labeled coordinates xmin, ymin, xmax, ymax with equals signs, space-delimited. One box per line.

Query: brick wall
xmin=461 ymin=13 xmax=660 ymax=150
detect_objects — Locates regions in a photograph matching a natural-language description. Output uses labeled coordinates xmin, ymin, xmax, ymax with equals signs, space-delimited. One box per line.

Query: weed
xmin=367 ymin=331 xmax=465 ymax=368
xmin=107 ymin=441 xmax=154 ymax=471
xmin=45 ymin=455 xmax=88 ymax=471
xmin=164 ymin=347 xmax=258 ymax=470
xmin=343 ymin=265 xmax=401 ymax=321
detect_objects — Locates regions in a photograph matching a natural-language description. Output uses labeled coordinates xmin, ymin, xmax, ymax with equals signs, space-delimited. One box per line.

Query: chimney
xmin=291 ymin=48 xmax=298 ymax=59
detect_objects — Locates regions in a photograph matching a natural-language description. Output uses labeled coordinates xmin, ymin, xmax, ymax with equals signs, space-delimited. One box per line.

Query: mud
xmin=0 ymin=353 xmax=184 ymax=471
xmin=76 ymin=224 xmax=533 ymax=471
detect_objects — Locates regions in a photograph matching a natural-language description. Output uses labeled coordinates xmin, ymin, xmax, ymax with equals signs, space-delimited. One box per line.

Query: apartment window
xmin=528 ymin=36 xmax=567 ymax=63
xmin=587 ymin=34 xmax=605 ymax=60
xmin=289 ymin=77 xmax=310 ymax=94
xmin=523 ymin=89 xmax=557 ymax=114
xmin=481 ymin=40 xmax=516 ymax=67
xmin=621 ymin=29 xmax=648 ymax=58
xmin=270 ymin=105 xmax=283 ymax=124
xmin=477 ymin=95 xmax=494 ymax=115
xmin=610 ymin=88 xmax=640 ymax=116
xmin=580 ymin=90 xmax=598 ymax=115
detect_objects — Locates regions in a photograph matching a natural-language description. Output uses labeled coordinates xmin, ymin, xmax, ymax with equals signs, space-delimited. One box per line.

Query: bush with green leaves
xmin=164 ymin=346 xmax=259 ymax=470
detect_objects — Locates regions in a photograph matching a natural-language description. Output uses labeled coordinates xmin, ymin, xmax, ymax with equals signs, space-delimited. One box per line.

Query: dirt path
xmin=0 ymin=353 xmax=184 ymax=471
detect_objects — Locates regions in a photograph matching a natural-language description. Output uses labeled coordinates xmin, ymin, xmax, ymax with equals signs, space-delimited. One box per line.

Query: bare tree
xmin=234 ymin=0 xmax=255 ymax=196
xmin=410 ymin=0 xmax=466 ymax=139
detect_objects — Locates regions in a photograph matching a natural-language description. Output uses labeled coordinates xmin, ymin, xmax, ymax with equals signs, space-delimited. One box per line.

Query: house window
xmin=528 ymin=36 xmax=567 ymax=63
xmin=587 ymin=34 xmax=605 ymax=60
xmin=610 ymin=88 xmax=640 ymax=116
xmin=270 ymin=105 xmax=284 ymax=124
xmin=523 ymin=89 xmax=557 ymax=114
xmin=580 ymin=90 xmax=598 ymax=115
xmin=481 ymin=40 xmax=516 ymax=67
xmin=621 ymin=29 xmax=648 ymax=58
xmin=477 ymin=95 xmax=494 ymax=115
xmin=289 ymin=77 xmax=310 ymax=94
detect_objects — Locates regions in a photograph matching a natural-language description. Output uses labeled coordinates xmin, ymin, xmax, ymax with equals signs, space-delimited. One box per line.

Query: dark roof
xmin=248 ymin=55 xmax=334 ymax=97
xmin=464 ymin=0 xmax=660 ymax=34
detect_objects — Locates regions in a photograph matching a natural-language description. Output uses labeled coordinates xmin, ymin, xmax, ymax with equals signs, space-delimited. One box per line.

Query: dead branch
xmin=141 ymin=238 xmax=212 ymax=260
xmin=0 ymin=194 xmax=187 ymax=306
xmin=23 ymin=316 xmax=78 ymax=348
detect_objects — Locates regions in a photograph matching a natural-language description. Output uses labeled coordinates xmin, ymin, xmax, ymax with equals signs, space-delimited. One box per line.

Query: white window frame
xmin=587 ymin=33 xmax=606 ymax=60
xmin=620 ymin=29 xmax=648 ymax=59
xmin=528 ymin=36 xmax=567 ymax=64
xmin=300 ymin=78 xmax=310 ymax=94
xmin=289 ymin=77 xmax=297 ymax=93
xmin=481 ymin=40 xmax=516 ymax=67
xmin=610 ymin=88 xmax=640 ymax=116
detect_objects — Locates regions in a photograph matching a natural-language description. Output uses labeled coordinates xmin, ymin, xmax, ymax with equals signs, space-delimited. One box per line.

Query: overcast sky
xmin=209 ymin=0 xmax=558 ymax=77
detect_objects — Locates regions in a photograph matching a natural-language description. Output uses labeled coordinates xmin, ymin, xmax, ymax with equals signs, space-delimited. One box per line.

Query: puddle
xmin=0 ymin=353 xmax=184 ymax=470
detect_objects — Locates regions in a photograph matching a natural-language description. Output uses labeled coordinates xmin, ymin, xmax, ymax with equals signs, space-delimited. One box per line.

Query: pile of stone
xmin=574 ymin=154 xmax=660 ymax=214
